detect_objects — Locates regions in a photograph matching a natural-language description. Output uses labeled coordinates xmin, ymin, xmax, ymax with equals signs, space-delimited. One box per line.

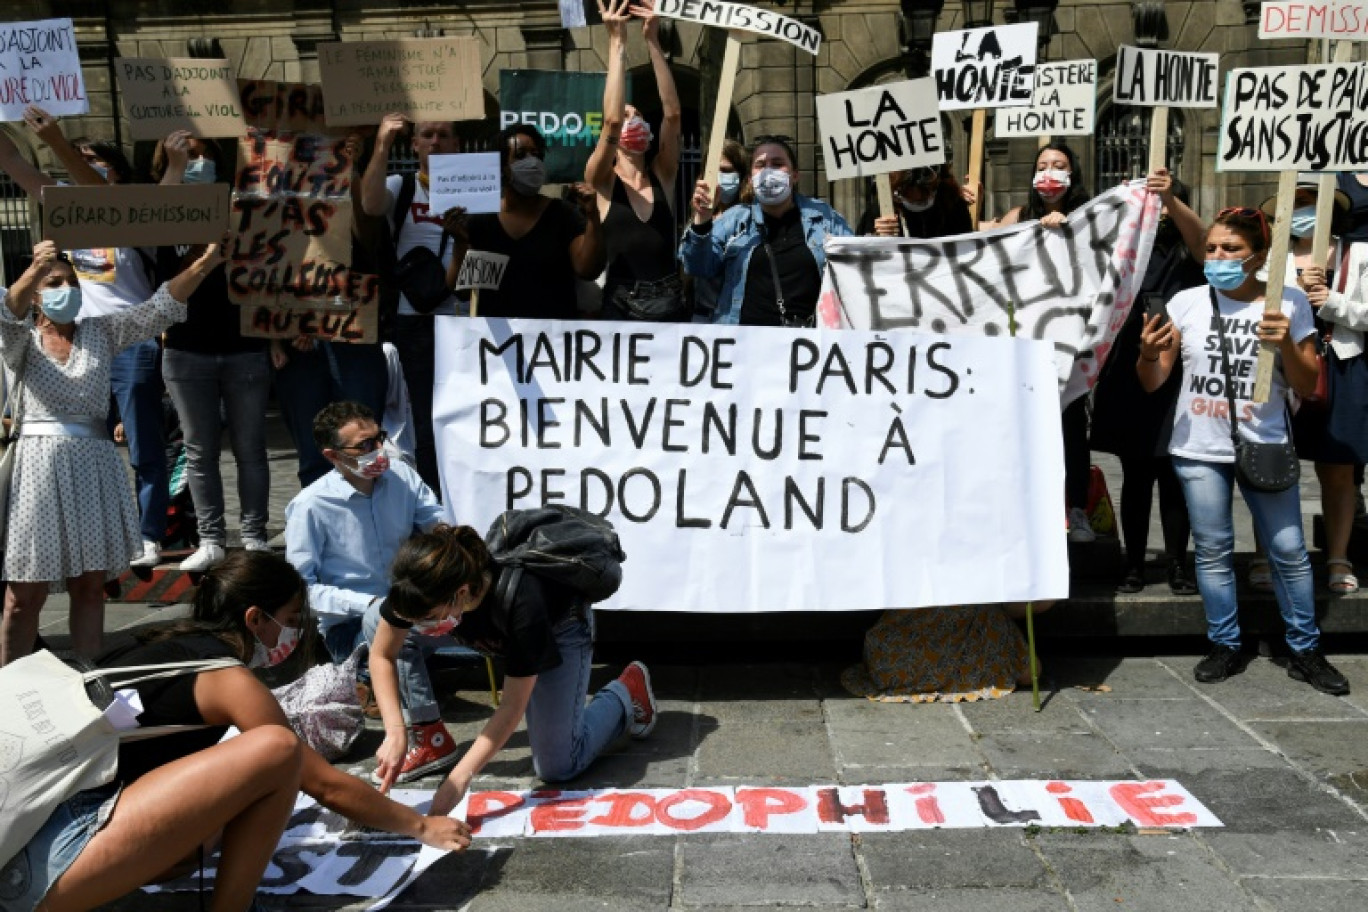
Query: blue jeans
xmin=162 ymin=349 xmax=271 ymax=545
xmin=360 ymin=599 xmax=442 ymax=725
xmin=1172 ymin=456 xmax=1320 ymax=652
xmin=393 ymin=315 xmax=439 ymax=497
xmin=273 ymin=342 xmax=388 ymax=487
xmin=0 ymin=782 xmax=121 ymax=912
xmin=525 ymin=616 xmax=632 ymax=782
xmin=109 ymin=339 xmax=167 ymax=542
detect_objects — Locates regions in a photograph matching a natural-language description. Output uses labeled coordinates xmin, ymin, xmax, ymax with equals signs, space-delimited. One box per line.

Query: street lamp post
xmin=900 ymin=0 xmax=946 ymax=78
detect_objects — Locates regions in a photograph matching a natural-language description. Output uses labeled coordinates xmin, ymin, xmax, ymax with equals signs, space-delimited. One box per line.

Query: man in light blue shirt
xmin=285 ymin=401 xmax=456 ymax=779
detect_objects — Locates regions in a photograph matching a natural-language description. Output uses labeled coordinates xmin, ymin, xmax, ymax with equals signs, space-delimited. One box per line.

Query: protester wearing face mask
xmin=0 ymin=549 xmax=472 ymax=912
xmin=0 ymin=239 xmax=223 ymax=667
xmin=1276 ymin=176 xmax=1368 ymax=596
xmin=1091 ymin=169 xmax=1207 ymax=595
xmin=1138 ymin=208 xmax=1350 ymax=695
xmin=585 ymin=0 xmax=687 ymax=322
xmin=447 ymin=124 xmax=605 ymax=319
xmin=682 ymin=135 xmax=853 ymax=326
xmin=151 ymin=131 xmax=274 ymax=572
xmin=863 ymin=165 xmax=975 ymax=239
xmin=689 ymin=139 xmax=749 ymax=322
xmin=283 ymin=401 xmax=457 ymax=783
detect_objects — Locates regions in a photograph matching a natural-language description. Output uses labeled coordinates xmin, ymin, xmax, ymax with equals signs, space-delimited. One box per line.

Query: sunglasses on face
xmin=334 ymin=430 xmax=388 ymax=455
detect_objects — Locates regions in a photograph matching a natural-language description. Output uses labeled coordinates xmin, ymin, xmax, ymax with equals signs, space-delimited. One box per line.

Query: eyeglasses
xmin=334 ymin=430 xmax=388 ymax=455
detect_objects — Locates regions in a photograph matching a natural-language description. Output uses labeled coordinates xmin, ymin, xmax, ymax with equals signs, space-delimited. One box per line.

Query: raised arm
xmin=360 ymin=113 xmax=405 ymax=217
xmin=165 ymin=237 xmax=227 ymax=303
xmin=158 ymin=130 xmax=192 ymax=185
xmin=24 ymin=106 xmax=109 ymax=186
xmin=637 ymin=1 xmax=683 ymax=190
xmin=585 ymin=0 xmax=632 ymax=193
xmin=1147 ymin=168 xmax=1205 ymax=262
xmin=567 ymin=184 xmax=608 ymax=279
xmin=5 ymin=241 xmax=56 ymax=320
xmin=0 ymin=128 xmax=54 ymax=197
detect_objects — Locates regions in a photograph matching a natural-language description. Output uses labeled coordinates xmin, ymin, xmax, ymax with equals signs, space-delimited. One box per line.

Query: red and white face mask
xmin=249 ymin=616 xmax=301 ymax=668
xmin=1032 ymin=168 xmax=1071 ymax=200
xmin=619 ymin=116 xmax=653 ymax=154
xmin=413 ymin=614 xmax=460 ymax=637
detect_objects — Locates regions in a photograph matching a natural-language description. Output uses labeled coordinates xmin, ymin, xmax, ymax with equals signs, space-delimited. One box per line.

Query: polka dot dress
xmin=0 ymin=286 xmax=187 ymax=591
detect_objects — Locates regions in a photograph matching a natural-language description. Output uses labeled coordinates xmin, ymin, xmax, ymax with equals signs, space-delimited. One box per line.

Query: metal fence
xmin=0 ymin=171 xmax=33 ymax=285
xmin=1095 ymin=105 xmax=1184 ymax=189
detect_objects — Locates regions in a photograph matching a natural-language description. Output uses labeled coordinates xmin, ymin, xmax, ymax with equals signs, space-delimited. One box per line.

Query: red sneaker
xmin=618 ymin=661 xmax=657 ymax=739
xmin=394 ymin=721 xmax=458 ymax=783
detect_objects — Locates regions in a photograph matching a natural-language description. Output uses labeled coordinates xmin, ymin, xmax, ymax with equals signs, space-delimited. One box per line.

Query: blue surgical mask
xmin=39 ymin=285 xmax=82 ymax=323
xmin=183 ymin=158 xmax=217 ymax=185
xmin=1204 ymin=255 xmax=1255 ymax=291
xmin=753 ymin=168 xmax=792 ymax=207
xmin=90 ymin=163 xmax=109 ymax=180
xmin=1289 ymin=206 xmax=1317 ymax=238
xmin=718 ymin=171 xmax=742 ymax=204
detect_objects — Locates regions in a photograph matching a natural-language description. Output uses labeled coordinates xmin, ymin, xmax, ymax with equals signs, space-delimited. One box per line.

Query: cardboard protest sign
xmin=0 ymin=18 xmax=87 ymax=120
xmin=654 ymin=0 xmax=823 ymax=54
xmin=428 ymin=152 xmax=501 ymax=216
xmin=995 ymin=59 xmax=1097 ymax=138
xmin=1218 ymin=62 xmax=1368 ymax=171
xmin=114 ymin=58 xmax=246 ymax=140
xmin=435 ymin=320 xmax=1069 ymax=614
xmin=815 ymin=79 xmax=945 ymax=182
xmin=454 ymin=251 xmax=509 ymax=291
xmin=559 ymin=0 xmax=603 ymax=28
xmin=500 ymin=70 xmax=622 ymax=183
xmin=42 ymin=183 xmax=229 ymax=248
xmin=1259 ymin=1 xmax=1368 ymax=38
xmin=229 ymin=81 xmax=379 ymax=342
xmin=318 ymin=37 xmax=484 ymax=127
xmin=1113 ymin=45 xmax=1219 ymax=107
xmin=931 ymin=23 xmax=1037 ymax=111
xmin=821 ymin=181 xmax=1161 ymax=407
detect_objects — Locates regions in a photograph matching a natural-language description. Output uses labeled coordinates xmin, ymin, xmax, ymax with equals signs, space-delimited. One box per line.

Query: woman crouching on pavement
xmin=0 ymin=550 xmax=470 ymax=912
xmin=367 ymin=525 xmax=657 ymax=814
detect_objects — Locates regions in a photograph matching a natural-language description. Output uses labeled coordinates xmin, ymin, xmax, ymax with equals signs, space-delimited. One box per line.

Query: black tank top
xmin=603 ymin=171 xmax=677 ymax=288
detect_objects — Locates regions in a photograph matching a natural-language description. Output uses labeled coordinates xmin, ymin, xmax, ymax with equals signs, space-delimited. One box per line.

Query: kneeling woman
xmin=0 ymin=551 xmax=470 ymax=912
xmin=368 ymin=525 xmax=656 ymax=815
xmin=1138 ymin=207 xmax=1349 ymax=695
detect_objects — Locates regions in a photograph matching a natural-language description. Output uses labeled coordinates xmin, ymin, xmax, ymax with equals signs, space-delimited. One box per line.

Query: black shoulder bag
xmin=761 ymin=228 xmax=814 ymax=329
xmin=1209 ymin=287 xmax=1299 ymax=492
xmin=390 ymin=173 xmax=454 ymax=315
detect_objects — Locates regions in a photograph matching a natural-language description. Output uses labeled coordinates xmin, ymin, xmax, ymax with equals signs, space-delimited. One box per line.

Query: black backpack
xmin=484 ymin=506 xmax=626 ymax=607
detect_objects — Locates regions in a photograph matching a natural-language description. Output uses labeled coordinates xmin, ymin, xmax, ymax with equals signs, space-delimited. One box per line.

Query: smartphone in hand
xmin=1143 ymin=292 xmax=1168 ymax=327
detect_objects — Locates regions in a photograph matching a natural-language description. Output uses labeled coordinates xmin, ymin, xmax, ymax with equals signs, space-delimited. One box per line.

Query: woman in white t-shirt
xmin=1137 ymin=207 xmax=1349 ymax=696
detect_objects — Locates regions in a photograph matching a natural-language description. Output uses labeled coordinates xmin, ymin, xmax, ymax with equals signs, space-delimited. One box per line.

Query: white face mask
xmin=413 ymin=613 xmax=460 ymax=637
xmin=509 ymin=156 xmax=547 ymax=196
xmin=249 ymin=614 xmax=301 ymax=669
xmin=1032 ymin=168 xmax=1071 ymax=199
xmin=753 ymin=167 xmax=793 ymax=207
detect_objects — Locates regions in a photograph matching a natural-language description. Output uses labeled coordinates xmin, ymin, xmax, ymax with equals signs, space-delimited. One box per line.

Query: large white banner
xmin=820 ymin=181 xmax=1160 ymax=407
xmin=1218 ymin=62 xmax=1368 ymax=172
xmin=434 ymin=321 xmax=1068 ymax=613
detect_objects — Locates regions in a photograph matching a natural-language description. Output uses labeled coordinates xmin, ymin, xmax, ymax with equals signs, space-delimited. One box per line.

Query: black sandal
xmin=1168 ymin=562 xmax=1199 ymax=596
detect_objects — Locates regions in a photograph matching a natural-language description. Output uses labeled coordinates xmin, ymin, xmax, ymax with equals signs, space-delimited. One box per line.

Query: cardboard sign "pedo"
xmin=318 ymin=37 xmax=484 ymax=127
xmin=815 ymin=79 xmax=945 ymax=182
xmin=42 ymin=183 xmax=230 ymax=248
xmin=114 ymin=57 xmax=246 ymax=140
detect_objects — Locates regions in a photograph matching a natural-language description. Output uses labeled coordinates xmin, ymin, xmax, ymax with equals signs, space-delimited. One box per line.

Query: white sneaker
xmin=1067 ymin=507 xmax=1096 ymax=543
xmin=129 ymin=540 xmax=161 ymax=568
xmin=243 ymin=538 xmax=272 ymax=553
xmin=180 ymin=543 xmax=227 ymax=572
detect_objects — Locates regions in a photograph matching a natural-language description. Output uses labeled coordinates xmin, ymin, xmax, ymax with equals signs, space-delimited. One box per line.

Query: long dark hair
xmin=139 ymin=551 xmax=309 ymax=661
xmin=1022 ymin=141 xmax=1090 ymax=220
xmin=387 ymin=525 xmax=492 ymax=621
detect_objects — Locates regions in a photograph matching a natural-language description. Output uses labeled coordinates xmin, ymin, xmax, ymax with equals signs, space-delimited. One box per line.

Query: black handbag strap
xmin=1208 ymin=286 xmax=1243 ymax=450
xmin=763 ymin=240 xmax=789 ymax=321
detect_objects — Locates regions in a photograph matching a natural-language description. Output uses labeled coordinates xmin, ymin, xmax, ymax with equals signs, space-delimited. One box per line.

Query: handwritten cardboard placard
xmin=114 ymin=57 xmax=246 ymax=140
xmin=239 ymin=297 xmax=379 ymax=343
xmin=428 ymin=152 xmax=501 ymax=216
xmin=1258 ymin=1 xmax=1368 ymax=39
xmin=41 ymin=183 xmax=229 ymax=248
xmin=815 ymin=79 xmax=945 ymax=181
xmin=0 ymin=18 xmax=87 ymax=120
xmin=931 ymin=23 xmax=1038 ymax=112
xmin=654 ymin=0 xmax=822 ymax=54
xmin=995 ymin=59 xmax=1097 ymax=138
xmin=454 ymin=251 xmax=509 ymax=291
xmin=1113 ymin=45 xmax=1219 ymax=108
xmin=318 ymin=37 xmax=484 ymax=127
xmin=1218 ymin=62 xmax=1368 ymax=171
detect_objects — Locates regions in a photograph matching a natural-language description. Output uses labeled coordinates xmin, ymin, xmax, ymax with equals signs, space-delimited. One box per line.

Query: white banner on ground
xmin=931 ymin=23 xmax=1038 ymax=111
xmin=1259 ymin=1 xmax=1368 ymax=38
xmin=1218 ymin=62 xmax=1368 ymax=171
xmin=815 ymin=78 xmax=945 ymax=181
xmin=427 ymin=152 xmax=502 ymax=215
xmin=147 ymin=780 xmax=1221 ymax=901
xmin=995 ymin=59 xmax=1097 ymax=138
xmin=820 ymin=181 xmax=1160 ymax=406
xmin=0 ymin=18 xmax=87 ymax=120
xmin=1113 ymin=45 xmax=1219 ymax=107
xmin=654 ymin=0 xmax=822 ymax=54
xmin=433 ymin=319 xmax=1068 ymax=613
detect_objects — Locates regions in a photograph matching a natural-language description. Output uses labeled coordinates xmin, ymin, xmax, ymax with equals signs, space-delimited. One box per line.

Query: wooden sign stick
xmin=1310 ymin=42 xmax=1352 ymax=267
xmin=1252 ymin=169 xmax=1299 ymax=403
xmin=470 ymin=287 xmax=480 ymax=318
xmin=967 ymin=108 xmax=987 ymax=229
xmin=703 ymin=31 xmax=743 ymax=189
xmin=876 ymin=174 xmax=895 ymax=220
xmin=1147 ymin=106 xmax=1168 ymax=174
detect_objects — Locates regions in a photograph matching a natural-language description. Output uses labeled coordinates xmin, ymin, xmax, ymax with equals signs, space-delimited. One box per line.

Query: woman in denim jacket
xmin=680 ymin=136 xmax=853 ymax=327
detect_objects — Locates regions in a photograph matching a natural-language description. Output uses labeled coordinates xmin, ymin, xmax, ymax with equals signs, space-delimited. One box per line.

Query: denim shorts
xmin=0 ymin=783 xmax=121 ymax=911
